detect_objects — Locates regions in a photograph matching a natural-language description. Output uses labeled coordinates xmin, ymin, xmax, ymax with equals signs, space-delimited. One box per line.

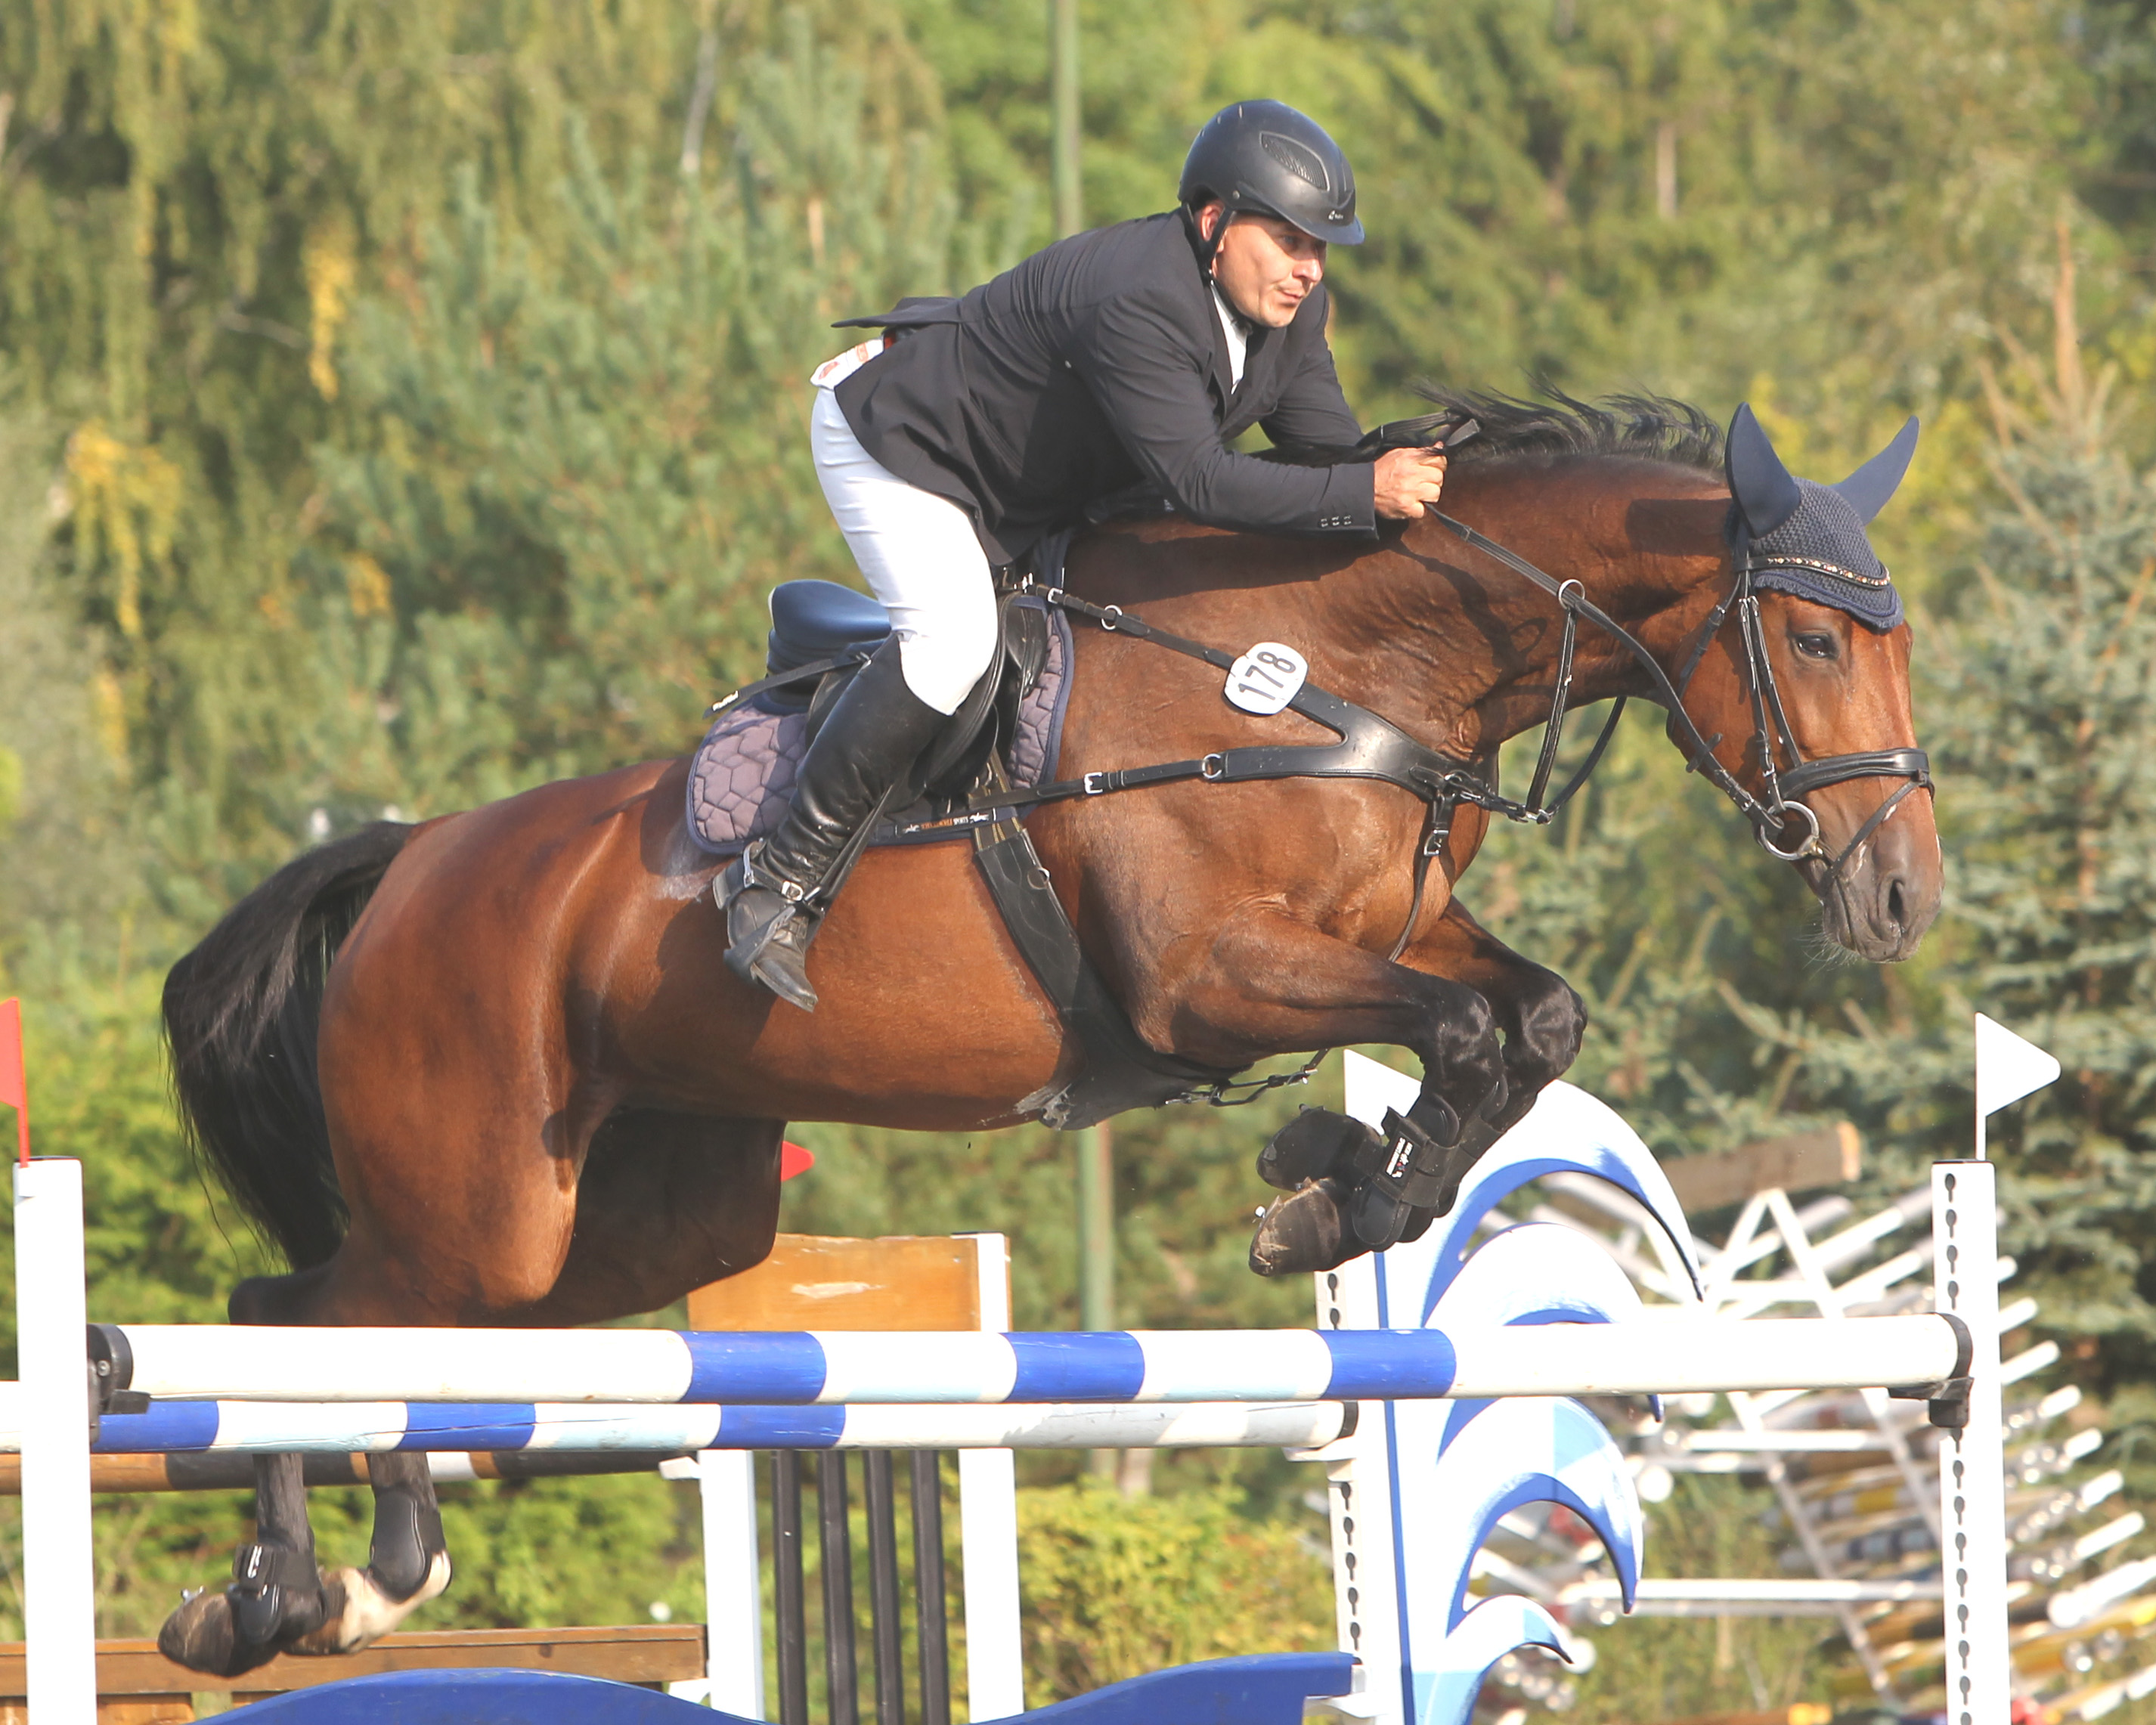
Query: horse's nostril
xmin=1886 ymin=877 xmax=1907 ymax=930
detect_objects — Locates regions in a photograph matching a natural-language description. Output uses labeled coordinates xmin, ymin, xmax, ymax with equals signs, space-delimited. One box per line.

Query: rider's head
xmin=1181 ymin=101 xmax=1361 ymax=330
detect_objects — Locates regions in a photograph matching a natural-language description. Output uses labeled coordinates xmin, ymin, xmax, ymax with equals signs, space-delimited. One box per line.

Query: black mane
xmin=1418 ymin=387 xmax=1725 ymax=474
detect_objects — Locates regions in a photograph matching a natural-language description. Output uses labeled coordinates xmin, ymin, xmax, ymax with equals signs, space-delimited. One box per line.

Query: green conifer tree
xmin=1832 ymin=268 xmax=2156 ymax=1384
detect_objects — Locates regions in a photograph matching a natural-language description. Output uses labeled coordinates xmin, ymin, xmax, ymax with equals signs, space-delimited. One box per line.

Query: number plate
xmin=1223 ymin=643 xmax=1309 ymax=716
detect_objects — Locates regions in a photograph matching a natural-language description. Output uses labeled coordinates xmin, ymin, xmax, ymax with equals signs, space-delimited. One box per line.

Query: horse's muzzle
xmin=1814 ymin=816 xmax=1941 ymax=962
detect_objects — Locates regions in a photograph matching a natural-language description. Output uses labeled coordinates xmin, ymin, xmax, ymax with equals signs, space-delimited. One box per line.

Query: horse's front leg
xmin=1124 ymin=909 xmax=1507 ymax=1275
xmin=1244 ymin=900 xmax=1584 ymax=1277
xmin=1408 ymin=897 xmax=1587 ymax=1141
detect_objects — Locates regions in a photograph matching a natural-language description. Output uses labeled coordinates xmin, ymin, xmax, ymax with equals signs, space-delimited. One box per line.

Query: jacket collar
xmin=1177 ymin=206 xmax=1280 ymax=420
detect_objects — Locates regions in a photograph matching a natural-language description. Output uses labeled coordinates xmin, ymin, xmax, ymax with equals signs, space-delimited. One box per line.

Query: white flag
xmin=1975 ymin=1013 xmax=2061 ymax=1120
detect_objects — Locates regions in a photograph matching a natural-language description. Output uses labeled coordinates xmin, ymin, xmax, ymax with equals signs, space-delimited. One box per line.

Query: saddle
xmin=776 ymin=579 xmax=1052 ymax=804
xmin=686 ymin=580 xmax=1066 ymax=854
xmin=690 ymin=553 xmax=1239 ymax=1131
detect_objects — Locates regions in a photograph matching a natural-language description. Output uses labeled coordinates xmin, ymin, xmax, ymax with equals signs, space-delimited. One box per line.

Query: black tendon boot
xmin=720 ymin=637 xmax=950 ymax=1012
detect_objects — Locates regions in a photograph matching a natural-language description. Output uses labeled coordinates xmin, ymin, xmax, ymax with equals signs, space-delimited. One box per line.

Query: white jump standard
xmin=11 ymin=1052 xmax=2021 ymax=1725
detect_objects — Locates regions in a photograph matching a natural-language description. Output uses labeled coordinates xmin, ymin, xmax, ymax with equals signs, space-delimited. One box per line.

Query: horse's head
xmin=1673 ymin=405 xmax=1941 ymax=962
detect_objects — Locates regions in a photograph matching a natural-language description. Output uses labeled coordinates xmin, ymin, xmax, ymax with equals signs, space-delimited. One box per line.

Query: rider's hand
xmin=1373 ymin=446 xmax=1448 ymax=520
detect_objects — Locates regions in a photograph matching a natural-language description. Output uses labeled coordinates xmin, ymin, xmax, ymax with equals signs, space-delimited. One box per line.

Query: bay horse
xmin=155 ymin=395 xmax=1940 ymax=1671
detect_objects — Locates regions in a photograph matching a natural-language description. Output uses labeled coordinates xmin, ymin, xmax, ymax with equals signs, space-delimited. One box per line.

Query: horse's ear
xmin=1832 ymin=416 xmax=1920 ymax=522
xmin=1725 ymin=403 xmax=1801 ymax=538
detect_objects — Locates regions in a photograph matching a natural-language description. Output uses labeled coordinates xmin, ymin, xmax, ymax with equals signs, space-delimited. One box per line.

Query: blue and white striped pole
xmin=33 ymin=1397 xmax=1350 ymax=1456
xmin=91 ymin=1315 xmax=1965 ymax=1407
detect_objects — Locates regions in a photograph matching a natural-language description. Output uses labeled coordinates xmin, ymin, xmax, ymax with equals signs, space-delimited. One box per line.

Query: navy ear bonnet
xmin=1724 ymin=404 xmax=1918 ymax=633
xmin=1748 ymin=479 xmax=1901 ymax=629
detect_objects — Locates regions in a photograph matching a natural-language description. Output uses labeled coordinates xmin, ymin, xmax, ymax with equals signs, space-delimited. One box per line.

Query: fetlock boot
xmin=1247 ymin=1104 xmax=1466 ymax=1274
xmin=720 ymin=637 xmax=949 ymax=1012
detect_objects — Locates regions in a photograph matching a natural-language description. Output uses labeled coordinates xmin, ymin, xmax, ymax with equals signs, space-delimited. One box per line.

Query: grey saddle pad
xmin=686 ymin=599 xmax=1073 ymax=856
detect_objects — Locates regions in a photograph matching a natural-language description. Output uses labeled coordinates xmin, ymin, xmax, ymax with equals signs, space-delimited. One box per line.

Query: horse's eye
xmin=1792 ymin=631 xmax=1838 ymax=661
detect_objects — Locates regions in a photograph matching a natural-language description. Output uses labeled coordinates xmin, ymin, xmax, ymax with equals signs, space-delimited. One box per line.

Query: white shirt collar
xmin=1210 ymin=281 xmax=1250 ymax=392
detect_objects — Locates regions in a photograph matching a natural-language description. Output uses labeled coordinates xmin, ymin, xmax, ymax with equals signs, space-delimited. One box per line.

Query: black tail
xmin=164 ymin=822 xmax=417 ymax=1269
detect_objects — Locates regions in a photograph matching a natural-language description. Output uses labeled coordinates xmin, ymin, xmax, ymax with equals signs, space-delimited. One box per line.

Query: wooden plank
xmin=0 ymin=1456 xmax=185 ymax=1495
xmin=0 ymin=1704 xmax=196 ymax=1725
xmin=0 ymin=1625 xmax=706 ymax=1699
xmin=687 ymin=1234 xmax=986 ymax=1332
xmin=1662 ymin=1124 xmax=1862 ymax=1213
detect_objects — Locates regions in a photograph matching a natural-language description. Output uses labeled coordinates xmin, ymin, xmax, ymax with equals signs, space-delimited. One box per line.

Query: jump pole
xmin=88 ymin=1315 xmax=1968 ymax=1406
xmin=1 ymin=1397 xmax=1356 ymax=1455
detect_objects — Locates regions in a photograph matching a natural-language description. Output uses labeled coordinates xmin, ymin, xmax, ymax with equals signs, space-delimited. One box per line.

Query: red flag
xmin=780 ymin=1140 xmax=814 ymax=1181
xmin=0 ymin=997 xmax=26 ymax=1166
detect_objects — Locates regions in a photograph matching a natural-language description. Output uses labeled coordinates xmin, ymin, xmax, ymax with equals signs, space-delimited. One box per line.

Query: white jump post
xmin=1940 ymin=1014 xmax=2058 ymax=1725
xmin=698 ymin=1447 xmax=764 ymax=1716
xmin=16 ymin=1156 xmax=98 ymax=1724
xmin=957 ymin=1232 xmax=1027 ymax=1721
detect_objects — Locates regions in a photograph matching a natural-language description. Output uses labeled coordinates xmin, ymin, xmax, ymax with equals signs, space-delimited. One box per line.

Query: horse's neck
xmin=1334 ymin=460 xmax=1733 ymax=752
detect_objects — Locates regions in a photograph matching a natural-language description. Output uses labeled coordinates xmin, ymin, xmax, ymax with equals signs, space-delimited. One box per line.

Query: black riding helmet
xmin=1179 ymin=100 xmax=1364 ymax=248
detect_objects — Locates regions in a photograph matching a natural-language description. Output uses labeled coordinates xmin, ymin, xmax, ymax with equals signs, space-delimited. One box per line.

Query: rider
xmin=722 ymin=98 xmax=1451 ymax=1011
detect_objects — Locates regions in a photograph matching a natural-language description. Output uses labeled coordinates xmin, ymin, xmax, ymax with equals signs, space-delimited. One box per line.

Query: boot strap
xmin=1367 ymin=1109 xmax=1453 ymax=1210
xmin=739 ymin=841 xmax=811 ymax=905
xmin=232 ymin=1543 xmax=318 ymax=1593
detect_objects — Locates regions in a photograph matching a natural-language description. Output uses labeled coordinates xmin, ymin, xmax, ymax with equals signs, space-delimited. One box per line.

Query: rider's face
xmin=1200 ymin=206 xmax=1327 ymax=329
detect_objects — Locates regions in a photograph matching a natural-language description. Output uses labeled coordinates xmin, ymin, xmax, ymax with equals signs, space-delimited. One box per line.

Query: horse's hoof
xmin=1249 ymin=1177 xmax=1364 ymax=1276
xmin=1256 ymin=1108 xmax=1380 ymax=1191
xmin=157 ymin=1587 xmax=285 ymax=1678
xmin=287 ymin=1553 xmax=450 ymax=1655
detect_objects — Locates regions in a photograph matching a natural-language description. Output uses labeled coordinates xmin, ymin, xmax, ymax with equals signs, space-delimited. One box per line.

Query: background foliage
xmin=5 ymin=0 xmax=2156 ymax=1714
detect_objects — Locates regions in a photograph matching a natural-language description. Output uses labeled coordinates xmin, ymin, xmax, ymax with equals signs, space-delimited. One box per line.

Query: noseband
xmin=1432 ymin=515 xmax=1932 ymax=879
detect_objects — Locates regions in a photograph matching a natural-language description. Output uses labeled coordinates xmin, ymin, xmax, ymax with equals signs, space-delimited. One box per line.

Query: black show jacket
xmin=832 ymin=210 xmax=1374 ymax=565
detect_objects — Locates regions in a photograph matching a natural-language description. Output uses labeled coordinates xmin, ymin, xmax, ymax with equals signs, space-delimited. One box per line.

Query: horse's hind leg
xmin=300 ymin=1452 xmax=453 ymax=1651
xmin=159 ymin=1454 xmax=330 ymax=1675
xmin=519 ymin=1109 xmax=785 ymax=1327
xmin=157 ymin=1419 xmax=451 ymax=1672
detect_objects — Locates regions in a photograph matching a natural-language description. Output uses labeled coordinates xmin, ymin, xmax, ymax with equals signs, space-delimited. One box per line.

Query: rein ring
xmin=1755 ymin=798 xmax=1823 ymax=863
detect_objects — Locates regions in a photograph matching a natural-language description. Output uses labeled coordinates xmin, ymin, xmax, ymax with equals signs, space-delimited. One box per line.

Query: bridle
xmin=1427 ymin=512 xmax=1931 ymax=878
xmin=1662 ymin=531 xmax=1933 ymax=875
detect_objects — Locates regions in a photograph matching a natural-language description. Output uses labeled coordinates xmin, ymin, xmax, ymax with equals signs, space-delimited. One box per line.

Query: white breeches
xmin=810 ymin=387 xmax=998 ymax=716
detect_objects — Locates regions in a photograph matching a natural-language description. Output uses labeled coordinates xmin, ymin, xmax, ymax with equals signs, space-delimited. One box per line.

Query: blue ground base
xmin=235 ymin=1652 xmax=1356 ymax=1723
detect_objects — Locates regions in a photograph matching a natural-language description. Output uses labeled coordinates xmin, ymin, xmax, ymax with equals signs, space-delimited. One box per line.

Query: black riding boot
xmin=720 ymin=637 xmax=948 ymax=1012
